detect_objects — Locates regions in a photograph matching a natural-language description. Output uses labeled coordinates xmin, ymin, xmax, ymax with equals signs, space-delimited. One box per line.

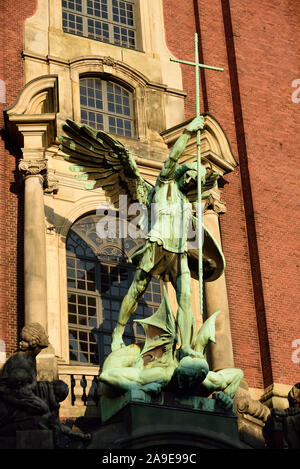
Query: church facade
xmin=0 ymin=0 xmax=299 ymax=425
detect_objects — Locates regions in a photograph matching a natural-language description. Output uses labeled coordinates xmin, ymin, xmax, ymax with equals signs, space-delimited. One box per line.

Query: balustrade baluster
xmin=73 ymin=374 xmax=86 ymax=407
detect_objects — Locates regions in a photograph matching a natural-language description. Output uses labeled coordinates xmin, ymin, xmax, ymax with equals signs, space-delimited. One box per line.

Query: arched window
xmin=66 ymin=213 xmax=162 ymax=366
xmin=62 ymin=0 xmax=137 ymax=50
xmin=80 ymin=77 xmax=134 ymax=137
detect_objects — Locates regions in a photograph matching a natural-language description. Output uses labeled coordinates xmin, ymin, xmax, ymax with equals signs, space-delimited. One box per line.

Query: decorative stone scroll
xmin=18 ymin=158 xmax=47 ymax=177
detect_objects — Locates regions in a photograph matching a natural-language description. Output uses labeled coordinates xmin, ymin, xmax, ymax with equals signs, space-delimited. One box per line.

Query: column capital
xmin=18 ymin=158 xmax=59 ymax=194
xmin=18 ymin=158 xmax=47 ymax=177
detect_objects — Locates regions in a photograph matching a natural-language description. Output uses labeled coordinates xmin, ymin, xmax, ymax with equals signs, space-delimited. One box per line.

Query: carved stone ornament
xmin=18 ymin=158 xmax=47 ymax=177
xmin=236 ymin=394 xmax=270 ymax=422
xmin=45 ymin=221 xmax=56 ymax=235
xmin=203 ymin=193 xmax=227 ymax=214
xmin=102 ymin=56 xmax=115 ymax=67
xmin=44 ymin=173 xmax=59 ymax=194
xmin=263 ymin=383 xmax=300 ymax=449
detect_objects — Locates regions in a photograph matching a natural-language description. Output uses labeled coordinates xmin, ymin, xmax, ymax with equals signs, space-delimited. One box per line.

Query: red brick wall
xmin=0 ymin=1 xmax=37 ymax=356
xmin=228 ymin=0 xmax=300 ymax=387
xmin=163 ymin=0 xmax=300 ymax=389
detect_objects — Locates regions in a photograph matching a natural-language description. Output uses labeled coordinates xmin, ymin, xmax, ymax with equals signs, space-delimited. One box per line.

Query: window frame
xmin=62 ymin=0 xmax=140 ymax=51
xmin=79 ymin=75 xmax=136 ymax=137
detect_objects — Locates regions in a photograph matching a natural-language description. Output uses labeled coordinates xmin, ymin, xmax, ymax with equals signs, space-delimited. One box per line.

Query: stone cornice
xmin=5 ymin=75 xmax=58 ymax=152
xmin=5 ymin=75 xmax=58 ymax=116
xmin=8 ymin=114 xmax=56 ymax=123
xmin=4 ymin=75 xmax=59 ymax=194
xmin=21 ymin=52 xmax=186 ymax=98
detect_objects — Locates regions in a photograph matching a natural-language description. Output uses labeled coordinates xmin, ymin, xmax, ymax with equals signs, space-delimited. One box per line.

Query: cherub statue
xmin=0 ymin=323 xmax=51 ymax=433
xmin=0 ymin=323 xmax=91 ymax=446
xmin=59 ymin=116 xmax=225 ymax=359
xmin=99 ymin=288 xmax=243 ymax=403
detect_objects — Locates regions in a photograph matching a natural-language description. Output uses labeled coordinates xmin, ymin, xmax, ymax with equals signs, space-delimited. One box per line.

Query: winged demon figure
xmin=99 ymin=289 xmax=243 ymax=401
xmin=59 ymin=116 xmax=225 ymax=359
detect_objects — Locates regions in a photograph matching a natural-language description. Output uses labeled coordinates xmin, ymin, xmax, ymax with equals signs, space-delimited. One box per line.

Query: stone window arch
xmin=66 ymin=211 xmax=162 ymax=365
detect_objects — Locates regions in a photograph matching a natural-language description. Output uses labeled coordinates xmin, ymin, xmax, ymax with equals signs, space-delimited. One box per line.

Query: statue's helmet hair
xmin=174 ymin=162 xmax=206 ymax=183
xmin=19 ymin=323 xmax=49 ymax=351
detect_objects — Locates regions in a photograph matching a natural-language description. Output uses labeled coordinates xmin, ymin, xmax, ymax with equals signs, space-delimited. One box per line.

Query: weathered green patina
xmin=99 ymin=287 xmax=243 ymax=403
xmin=59 ymin=117 xmax=224 ymax=360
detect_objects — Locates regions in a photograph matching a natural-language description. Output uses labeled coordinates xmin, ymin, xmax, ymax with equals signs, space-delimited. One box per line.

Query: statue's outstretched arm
xmin=159 ymin=116 xmax=204 ymax=181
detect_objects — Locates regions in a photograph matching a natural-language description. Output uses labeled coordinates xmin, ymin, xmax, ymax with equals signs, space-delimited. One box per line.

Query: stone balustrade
xmin=58 ymin=365 xmax=101 ymax=418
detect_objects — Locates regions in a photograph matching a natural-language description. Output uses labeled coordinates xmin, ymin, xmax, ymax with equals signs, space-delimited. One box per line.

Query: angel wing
xmin=58 ymin=119 xmax=153 ymax=209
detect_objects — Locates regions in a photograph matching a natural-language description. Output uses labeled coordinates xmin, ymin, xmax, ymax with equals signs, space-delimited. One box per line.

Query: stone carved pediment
xmin=5 ymin=75 xmax=59 ymax=193
xmin=161 ymin=113 xmax=238 ymax=175
xmin=5 ymin=75 xmax=58 ymax=148
xmin=5 ymin=75 xmax=58 ymax=117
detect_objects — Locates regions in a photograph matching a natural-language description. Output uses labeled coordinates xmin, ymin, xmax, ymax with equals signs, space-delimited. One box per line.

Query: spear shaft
xmin=170 ymin=32 xmax=223 ymax=315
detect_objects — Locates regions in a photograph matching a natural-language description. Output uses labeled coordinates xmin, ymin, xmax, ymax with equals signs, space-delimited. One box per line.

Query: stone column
xmin=19 ymin=157 xmax=48 ymax=327
xmin=17 ymin=123 xmax=51 ymax=328
xmin=17 ymin=123 xmax=58 ymax=380
xmin=204 ymin=195 xmax=235 ymax=371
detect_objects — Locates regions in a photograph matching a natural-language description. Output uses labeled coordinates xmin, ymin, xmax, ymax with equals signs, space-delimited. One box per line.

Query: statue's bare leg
xmin=172 ymin=256 xmax=197 ymax=359
xmin=100 ymin=365 xmax=175 ymax=394
xmin=217 ymin=368 xmax=244 ymax=398
xmin=111 ymin=269 xmax=151 ymax=351
xmin=201 ymin=368 xmax=243 ymax=398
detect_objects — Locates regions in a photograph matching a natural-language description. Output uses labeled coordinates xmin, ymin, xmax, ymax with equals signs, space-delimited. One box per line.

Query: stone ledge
xmin=260 ymin=383 xmax=291 ymax=410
